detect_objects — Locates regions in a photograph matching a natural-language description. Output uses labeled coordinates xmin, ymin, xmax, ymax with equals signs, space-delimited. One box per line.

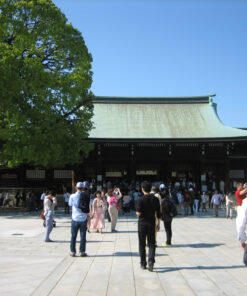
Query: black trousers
xmin=190 ymin=203 xmax=194 ymax=215
xmin=164 ymin=220 xmax=172 ymax=244
xmin=138 ymin=222 xmax=156 ymax=266
xmin=65 ymin=202 xmax=70 ymax=214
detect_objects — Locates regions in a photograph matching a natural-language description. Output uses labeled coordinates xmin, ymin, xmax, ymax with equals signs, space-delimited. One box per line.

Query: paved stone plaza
xmin=0 ymin=208 xmax=247 ymax=296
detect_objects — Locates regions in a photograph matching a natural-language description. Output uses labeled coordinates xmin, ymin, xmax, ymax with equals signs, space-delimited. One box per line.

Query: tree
xmin=0 ymin=0 xmax=94 ymax=168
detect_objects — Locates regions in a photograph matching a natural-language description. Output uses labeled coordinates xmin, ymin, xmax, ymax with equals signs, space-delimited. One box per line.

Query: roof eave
xmin=92 ymin=95 xmax=215 ymax=104
xmin=87 ymin=136 xmax=247 ymax=143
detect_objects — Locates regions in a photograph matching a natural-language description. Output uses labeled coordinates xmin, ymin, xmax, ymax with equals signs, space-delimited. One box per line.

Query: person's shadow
xmin=170 ymin=243 xmax=224 ymax=248
xmin=154 ymin=265 xmax=244 ymax=273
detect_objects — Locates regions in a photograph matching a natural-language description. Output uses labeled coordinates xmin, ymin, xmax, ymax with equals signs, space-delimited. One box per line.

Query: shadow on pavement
xmin=171 ymin=243 xmax=224 ymax=248
xmin=52 ymin=240 xmax=114 ymax=243
xmin=92 ymin=251 xmax=167 ymax=257
xmin=154 ymin=265 xmax=244 ymax=273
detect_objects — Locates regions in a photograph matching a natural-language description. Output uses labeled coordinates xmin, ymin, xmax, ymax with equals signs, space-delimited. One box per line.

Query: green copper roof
xmin=89 ymin=96 xmax=247 ymax=141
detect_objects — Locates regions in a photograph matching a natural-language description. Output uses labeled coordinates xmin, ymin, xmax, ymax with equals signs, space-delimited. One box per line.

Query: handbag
xmin=40 ymin=210 xmax=45 ymax=220
xmin=116 ymin=203 xmax=121 ymax=211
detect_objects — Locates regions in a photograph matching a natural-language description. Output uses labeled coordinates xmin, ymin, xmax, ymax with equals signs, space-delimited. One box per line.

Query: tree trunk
xmin=72 ymin=169 xmax=75 ymax=193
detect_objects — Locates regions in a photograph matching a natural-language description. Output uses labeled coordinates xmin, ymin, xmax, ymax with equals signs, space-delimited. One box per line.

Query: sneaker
xmin=79 ymin=252 xmax=88 ymax=257
xmin=70 ymin=252 xmax=76 ymax=257
xmin=148 ymin=263 xmax=153 ymax=272
xmin=140 ymin=264 xmax=146 ymax=270
xmin=162 ymin=242 xmax=171 ymax=246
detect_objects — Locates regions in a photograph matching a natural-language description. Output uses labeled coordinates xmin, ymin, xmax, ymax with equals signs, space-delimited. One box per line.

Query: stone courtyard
xmin=0 ymin=208 xmax=246 ymax=296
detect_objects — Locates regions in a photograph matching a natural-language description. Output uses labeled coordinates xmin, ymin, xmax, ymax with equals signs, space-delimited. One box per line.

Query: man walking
xmin=136 ymin=181 xmax=161 ymax=271
xmin=64 ymin=191 xmax=70 ymax=214
xmin=211 ymin=190 xmax=221 ymax=217
xmin=69 ymin=181 xmax=90 ymax=257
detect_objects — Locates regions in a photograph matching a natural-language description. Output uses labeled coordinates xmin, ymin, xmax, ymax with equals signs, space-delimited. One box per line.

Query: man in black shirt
xmin=136 ymin=181 xmax=161 ymax=271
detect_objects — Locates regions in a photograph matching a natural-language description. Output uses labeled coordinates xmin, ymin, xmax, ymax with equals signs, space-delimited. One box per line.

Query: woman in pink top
xmin=91 ymin=191 xmax=107 ymax=233
xmin=108 ymin=188 xmax=122 ymax=232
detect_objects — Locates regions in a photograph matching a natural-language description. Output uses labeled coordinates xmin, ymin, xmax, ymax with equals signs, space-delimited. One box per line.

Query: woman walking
xmin=161 ymin=193 xmax=175 ymax=246
xmin=43 ymin=190 xmax=57 ymax=242
xmin=226 ymin=191 xmax=234 ymax=219
xmin=108 ymin=188 xmax=122 ymax=232
xmin=91 ymin=191 xmax=107 ymax=233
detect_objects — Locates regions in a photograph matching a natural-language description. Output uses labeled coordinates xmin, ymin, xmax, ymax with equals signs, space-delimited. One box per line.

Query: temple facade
xmin=1 ymin=95 xmax=247 ymax=192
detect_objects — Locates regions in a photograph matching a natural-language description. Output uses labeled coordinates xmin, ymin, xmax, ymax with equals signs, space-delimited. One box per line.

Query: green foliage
xmin=0 ymin=0 xmax=94 ymax=168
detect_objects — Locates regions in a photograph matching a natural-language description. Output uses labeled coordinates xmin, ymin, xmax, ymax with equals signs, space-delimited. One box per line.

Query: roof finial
xmin=209 ymin=94 xmax=216 ymax=106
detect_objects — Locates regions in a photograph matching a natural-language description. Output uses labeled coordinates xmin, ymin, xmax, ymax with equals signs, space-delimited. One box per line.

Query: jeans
xmin=184 ymin=202 xmax=189 ymax=216
xmin=138 ymin=222 xmax=156 ymax=266
xmin=70 ymin=219 xmax=87 ymax=254
xmin=164 ymin=220 xmax=172 ymax=244
xmin=193 ymin=200 xmax=199 ymax=214
xmin=44 ymin=211 xmax=53 ymax=242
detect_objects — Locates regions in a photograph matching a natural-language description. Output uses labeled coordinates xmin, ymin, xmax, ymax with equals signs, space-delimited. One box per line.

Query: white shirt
xmin=226 ymin=194 xmax=233 ymax=206
xmin=201 ymin=194 xmax=207 ymax=203
xmin=211 ymin=194 xmax=221 ymax=205
xmin=236 ymin=198 xmax=247 ymax=243
xmin=64 ymin=192 xmax=70 ymax=203
xmin=40 ymin=193 xmax=46 ymax=201
xmin=69 ymin=192 xmax=87 ymax=222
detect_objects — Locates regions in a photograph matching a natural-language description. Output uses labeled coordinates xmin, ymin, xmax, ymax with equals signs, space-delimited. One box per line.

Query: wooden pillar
xmin=19 ymin=166 xmax=26 ymax=188
xmin=225 ymin=159 xmax=230 ymax=192
xmin=129 ymin=144 xmax=136 ymax=180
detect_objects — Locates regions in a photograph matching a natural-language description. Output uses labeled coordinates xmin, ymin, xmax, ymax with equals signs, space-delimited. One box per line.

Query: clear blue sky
xmin=53 ymin=0 xmax=247 ymax=128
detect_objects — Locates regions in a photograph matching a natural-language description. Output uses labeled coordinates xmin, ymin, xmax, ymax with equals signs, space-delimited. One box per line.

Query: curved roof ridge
xmin=93 ymin=95 xmax=216 ymax=104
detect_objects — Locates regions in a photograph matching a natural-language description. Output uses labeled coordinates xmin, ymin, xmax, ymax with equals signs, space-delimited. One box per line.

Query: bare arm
xmin=156 ymin=219 xmax=160 ymax=231
xmin=117 ymin=188 xmax=122 ymax=199
xmin=240 ymin=188 xmax=247 ymax=196
xmin=136 ymin=211 xmax=141 ymax=217
xmin=52 ymin=197 xmax=57 ymax=207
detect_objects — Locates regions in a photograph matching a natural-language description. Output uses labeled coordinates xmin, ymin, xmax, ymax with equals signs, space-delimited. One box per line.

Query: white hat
xmin=76 ymin=182 xmax=84 ymax=188
xmin=159 ymin=184 xmax=166 ymax=190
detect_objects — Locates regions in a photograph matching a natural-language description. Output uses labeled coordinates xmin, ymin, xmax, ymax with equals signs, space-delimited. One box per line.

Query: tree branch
xmin=62 ymin=97 xmax=93 ymax=119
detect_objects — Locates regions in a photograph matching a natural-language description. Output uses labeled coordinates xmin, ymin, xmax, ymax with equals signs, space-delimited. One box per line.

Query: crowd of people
xmin=2 ymin=178 xmax=247 ymax=269
xmin=39 ymin=179 xmax=247 ymax=270
xmin=0 ymin=189 xmax=42 ymax=210
xmin=59 ymin=180 xmax=238 ymax=220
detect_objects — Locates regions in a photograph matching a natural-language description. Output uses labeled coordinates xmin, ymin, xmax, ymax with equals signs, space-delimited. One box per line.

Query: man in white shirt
xmin=64 ymin=191 xmax=70 ymax=214
xmin=201 ymin=192 xmax=208 ymax=212
xmin=40 ymin=190 xmax=46 ymax=209
xmin=211 ymin=190 xmax=221 ymax=217
xmin=69 ymin=181 xmax=90 ymax=257
xmin=236 ymin=196 xmax=247 ymax=265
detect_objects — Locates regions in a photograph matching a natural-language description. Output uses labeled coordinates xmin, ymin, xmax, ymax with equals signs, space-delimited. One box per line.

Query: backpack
xmin=161 ymin=198 xmax=177 ymax=220
xmin=78 ymin=191 xmax=90 ymax=213
xmin=168 ymin=200 xmax=177 ymax=217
